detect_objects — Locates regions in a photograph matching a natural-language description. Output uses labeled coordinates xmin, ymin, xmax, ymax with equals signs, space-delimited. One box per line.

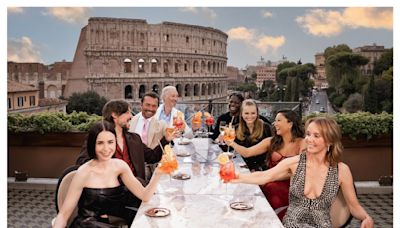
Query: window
xmin=164 ymin=34 xmax=170 ymax=42
xmin=17 ymin=96 xmax=24 ymax=107
xmin=186 ymin=36 xmax=189 ymax=43
xmin=124 ymin=59 xmax=132 ymax=73
xmin=151 ymin=59 xmax=158 ymax=73
xmin=8 ymin=98 xmax=12 ymax=109
xmin=138 ymin=59 xmax=145 ymax=73
xmin=29 ymin=96 xmax=36 ymax=106
xmin=202 ymin=38 xmax=205 ymax=45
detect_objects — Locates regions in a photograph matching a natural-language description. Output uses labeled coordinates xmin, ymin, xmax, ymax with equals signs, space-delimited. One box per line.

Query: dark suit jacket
xmin=76 ymin=129 xmax=167 ymax=186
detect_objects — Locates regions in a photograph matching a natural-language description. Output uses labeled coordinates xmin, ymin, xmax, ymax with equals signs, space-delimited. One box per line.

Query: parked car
xmin=319 ymin=107 xmax=326 ymax=113
xmin=315 ymin=99 xmax=320 ymax=104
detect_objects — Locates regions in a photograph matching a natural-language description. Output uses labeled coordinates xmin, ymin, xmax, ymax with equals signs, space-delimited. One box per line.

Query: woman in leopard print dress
xmin=228 ymin=117 xmax=374 ymax=228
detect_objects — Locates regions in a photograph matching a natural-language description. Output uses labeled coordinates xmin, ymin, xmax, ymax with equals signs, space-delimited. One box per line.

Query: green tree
xmin=364 ymin=75 xmax=378 ymax=113
xmin=66 ymin=91 xmax=108 ymax=115
xmin=373 ymin=48 xmax=393 ymax=76
xmin=324 ymin=44 xmax=352 ymax=58
xmin=325 ymin=52 xmax=369 ymax=93
xmin=343 ymin=93 xmax=364 ymax=113
xmin=375 ymin=67 xmax=393 ymax=113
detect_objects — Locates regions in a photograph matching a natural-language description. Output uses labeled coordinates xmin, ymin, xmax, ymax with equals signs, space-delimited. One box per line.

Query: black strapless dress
xmin=70 ymin=185 xmax=132 ymax=228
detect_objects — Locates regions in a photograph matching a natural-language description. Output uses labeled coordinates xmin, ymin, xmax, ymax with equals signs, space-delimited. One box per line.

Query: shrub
xmin=303 ymin=112 xmax=393 ymax=140
xmin=8 ymin=111 xmax=102 ymax=134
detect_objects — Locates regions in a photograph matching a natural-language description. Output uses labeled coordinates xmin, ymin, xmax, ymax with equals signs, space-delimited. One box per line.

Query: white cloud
xmin=256 ymin=36 xmax=285 ymax=53
xmin=261 ymin=10 xmax=273 ymax=18
xmin=8 ymin=37 xmax=42 ymax=63
xmin=342 ymin=8 xmax=392 ymax=30
xmin=296 ymin=7 xmax=392 ymax=37
xmin=8 ymin=7 xmax=24 ymax=14
xmin=179 ymin=7 xmax=217 ymax=24
xmin=227 ymin=27 xmax=285 ymax=54
xmin=43 ymin=7 xmax=90 ymax=24
xmin=226 ymin=27 xmax=256 ymax=42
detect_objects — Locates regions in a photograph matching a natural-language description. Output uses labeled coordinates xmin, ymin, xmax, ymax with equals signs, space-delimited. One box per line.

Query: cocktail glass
xmin=219 ymin=159 xmax=235 ymax=195
xmin=205 ymin=116 xmax=215 ymax=135
xmin=223 ymin=126 xmax=236 ymax=153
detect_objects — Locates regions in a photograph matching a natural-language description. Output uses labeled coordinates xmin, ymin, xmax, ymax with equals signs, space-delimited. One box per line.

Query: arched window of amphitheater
xmin=125 ymin=85 xmax=133 ymax=99
xmin=207 ymin=62 xmax=211 ymax=73
xmin=208 ymin=83 xmax=212 ymax=95
xmin=124 ymin=58 xmax=132 ymax=73
xmin=217 ymin=83 xmax=221 ymax=94
xmin=152 ymin=84 xmax=159 ymax=94
xmin=138 ymin=59 xmax=145 ymax=73
xmin=193 ymin=61 xmax=198 ymax=73
xmin=201 ymin=84 xmax=206 ymax=96
xmin=139 ymin=85 xmax=146 ymax=99
xmin=176 ymin=84 xmax=183 ymax=97
xmin=163 ymin=60 xmax=169 ymax=73
xmin=184 ymin=84 xmax=191 ymax=97
xmin=201 ymin=61 xmax=206 ymax=73
xmin=151 ymin=59 xmax=158 ymax=73
xmin=175 ymin=61 xmax=180 ymax=73
xmin=184 ymin=61 xmax=189 ymax=72
xmin=213 ymin=83 xmax=216 ymax=94
xmin=194 ymin=84 xmax=200 ymax=96
xmin=213 ymin=62 xmax=216 ymax=73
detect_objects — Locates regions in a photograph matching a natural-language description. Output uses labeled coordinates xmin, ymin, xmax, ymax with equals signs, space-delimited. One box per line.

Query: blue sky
xmin=7 ymin=7 xmax=393 ymax=68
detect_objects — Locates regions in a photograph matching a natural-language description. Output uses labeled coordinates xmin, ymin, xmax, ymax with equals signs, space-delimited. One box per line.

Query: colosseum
xmin=64 ymin=17 xmax=229 ymax=101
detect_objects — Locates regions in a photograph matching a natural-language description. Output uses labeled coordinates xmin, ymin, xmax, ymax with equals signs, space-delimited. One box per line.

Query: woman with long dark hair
xmin=226 ymin=109 xmax=305 ymax=220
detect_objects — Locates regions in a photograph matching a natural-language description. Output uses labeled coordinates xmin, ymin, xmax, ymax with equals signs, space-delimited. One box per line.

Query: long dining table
xmin=131 ymin=138 xmax=284 ymax=228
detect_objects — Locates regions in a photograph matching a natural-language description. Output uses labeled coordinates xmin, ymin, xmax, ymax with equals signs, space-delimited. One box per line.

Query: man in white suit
xmin=129 ymin=92 xmax=167 ymax=149
xmin=129 ymin=92 xmax=170 ymax=181
xmin=155 ymin=86 xmax=194 ymax=139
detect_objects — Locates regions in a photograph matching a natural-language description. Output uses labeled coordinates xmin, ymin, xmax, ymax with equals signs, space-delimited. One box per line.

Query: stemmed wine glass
xmin=204 ymin=112 xmax=215 ymax=136
xmin=218 ymin=152 xmax=235 ymax=196
xmin=173 ymin=115 xmax=185 ymax=143
xmin=223 ymin=124 xmax=236 ymax=153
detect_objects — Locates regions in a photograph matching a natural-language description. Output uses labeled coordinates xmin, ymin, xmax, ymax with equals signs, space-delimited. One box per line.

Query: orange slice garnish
xmin=217 ymin=153 xmax=229 ymax=165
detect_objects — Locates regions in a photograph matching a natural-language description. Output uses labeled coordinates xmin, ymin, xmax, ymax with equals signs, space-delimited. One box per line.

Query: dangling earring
xmin=327 ymin=145 xmax=331 ymax=153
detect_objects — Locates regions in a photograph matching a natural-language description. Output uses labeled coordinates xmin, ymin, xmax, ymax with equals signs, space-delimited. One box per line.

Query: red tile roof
xmin=7 ymin=80 xmax=38 ymax=93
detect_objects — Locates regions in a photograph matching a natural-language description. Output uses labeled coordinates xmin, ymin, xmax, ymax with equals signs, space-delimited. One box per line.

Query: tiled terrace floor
xmin=7 ymin=184 xmax=393 ymax=227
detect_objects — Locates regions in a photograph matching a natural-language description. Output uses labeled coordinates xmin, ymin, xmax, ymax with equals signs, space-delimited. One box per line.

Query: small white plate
xmin=145 ymin=208 xmax=170 ymax=217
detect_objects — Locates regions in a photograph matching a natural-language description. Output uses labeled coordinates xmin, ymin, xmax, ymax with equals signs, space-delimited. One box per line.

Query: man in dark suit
xmin=76 ymin=99 xmax=174 ymax=222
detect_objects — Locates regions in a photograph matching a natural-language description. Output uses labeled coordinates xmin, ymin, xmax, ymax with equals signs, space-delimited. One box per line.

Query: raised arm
xmin=339 ymin=163 xmax=374 ymax=228
xmin=230 ymin=155 xmax=298 ymax=185
xmin=119 ymin=160 xmax=162 ymax=202
xmin=227 ymin=137 xmax=272 ymax=157
xmin=53 ymin=170 xmax=86 ymax=228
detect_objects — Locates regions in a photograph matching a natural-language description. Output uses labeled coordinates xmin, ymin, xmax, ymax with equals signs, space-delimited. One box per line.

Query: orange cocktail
xmin=173 ymin=116 xmax=185 ymax=131
xmin=159 ymin=145 xmax=178 ymax=175
xmin=219 ymin=161 xmax=235 ymax=182
xmin=223 ymin=126 xmax=236 ymax=141
xmin=218 ymin=152 xmax=235 ymax=182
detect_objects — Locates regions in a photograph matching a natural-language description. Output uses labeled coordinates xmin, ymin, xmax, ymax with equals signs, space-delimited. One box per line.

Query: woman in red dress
xmin=226 ymin=109 xmax=305 ymax=220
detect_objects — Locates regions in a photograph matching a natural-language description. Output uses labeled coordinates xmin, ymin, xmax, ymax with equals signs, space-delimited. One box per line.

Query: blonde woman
xmin=235 ymin=99 xmax=272 ymax=171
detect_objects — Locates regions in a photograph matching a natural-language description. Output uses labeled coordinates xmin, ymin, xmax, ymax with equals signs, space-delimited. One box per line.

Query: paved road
xmin=307 ymin=89 xmax=335 ymax=115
